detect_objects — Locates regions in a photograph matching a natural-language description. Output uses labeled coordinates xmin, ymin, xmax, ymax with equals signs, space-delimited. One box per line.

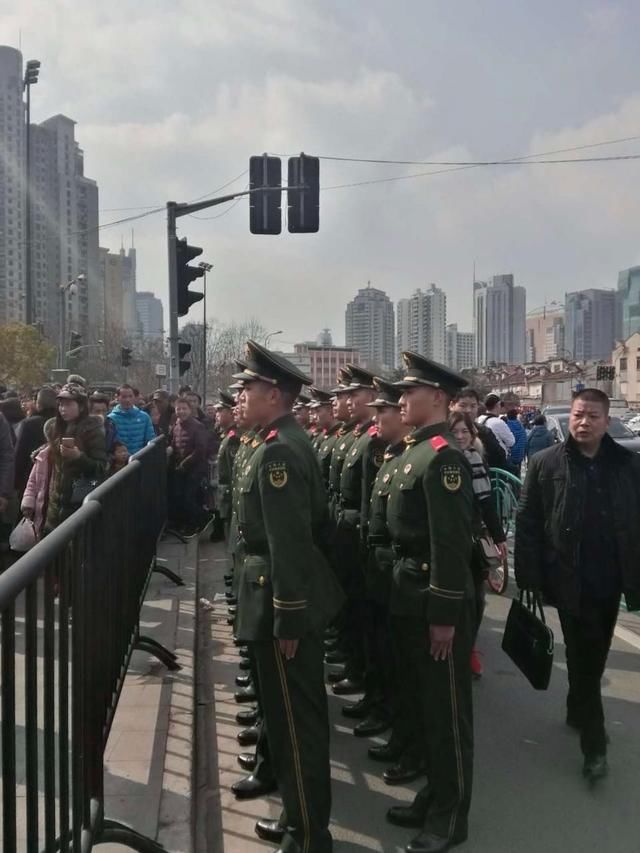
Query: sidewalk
xmin=99 ymin=533 xmax=198 ymax=853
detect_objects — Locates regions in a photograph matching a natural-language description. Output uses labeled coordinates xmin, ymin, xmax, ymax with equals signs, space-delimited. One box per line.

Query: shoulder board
xmin=266 ymin=429 xmax=278 ymax=442
xmin=383 ymin=451 xmax=394 ymax=461
xmin=251 ymin=437 xmax=263 ymax=448
xmin=430 ymin=436 xmax=449 ymax=452
xmin=404 ymin=434 xmax=416 ymax=446
xmin=367 ymin=425 xmax=378 ymax=437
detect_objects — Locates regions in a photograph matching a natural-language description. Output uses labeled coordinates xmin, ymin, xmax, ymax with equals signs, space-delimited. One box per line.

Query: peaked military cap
xmin=346 ymin=363 xmax=376 ymax=390
xmin=214 ymin=390 xmax=235 ymax=410
xmin=309 ymin=387 xmax=333 ymax=409
xmin=293 ymin=393 xmax=312 ymax=411
xmin=330 ymin=365 xmax=354 ymax=394
xmin=366 ymin=377 xmax=403 ymax=409
xmin=233 ymin=340 xmax=312 ymax=392
xmin=395 ymin=351 xmax=468 ymax=396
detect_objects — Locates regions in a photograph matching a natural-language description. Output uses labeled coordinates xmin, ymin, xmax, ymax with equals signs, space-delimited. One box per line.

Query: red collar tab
xmin=430 ymin=436 xmax=448 ymax=452
xmin=228 ymin=429 xmax=236 ymax=438
xmin=367 ymin=425 xmax=378 ymax=437
xmin=266 ymin=429 xmax=279 ymax=442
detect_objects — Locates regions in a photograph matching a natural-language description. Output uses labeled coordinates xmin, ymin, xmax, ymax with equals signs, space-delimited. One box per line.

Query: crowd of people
xmin=211 ymin=339 xmax=637 ymax=853
xmin=0 ymin=375 xmax=222 ymax=556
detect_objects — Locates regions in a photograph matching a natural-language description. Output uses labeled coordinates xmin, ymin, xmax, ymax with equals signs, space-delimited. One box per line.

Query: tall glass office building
xmin=618 ymin=266 xmax=640 ymax=340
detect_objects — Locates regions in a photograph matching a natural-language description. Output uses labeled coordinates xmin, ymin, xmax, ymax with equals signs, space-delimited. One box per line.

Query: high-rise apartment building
xmin=525 ymin=304 xmax=565 ymax=362
xmin=617 ymin=266 xmax=640 ymax=340
xmin=0 ymin=47 xmax=100 ymax=342
xmin=136 ymin=291 xmax=164 ymax=343
xmin=99 ymin=247 xmax=138 ymax=338
xmin=396 ymin=284 xmax=447 ymax=364
xmin=564 ymin=288 xmax=617 ymax=362
xmin=0 ymin=46 xmax=27 ymax=324
xmin=473 ymin=274 xmax=526 ymax=366
xmin=445 ymin=324 xmax=475 ymax=371
xmin=345 ymin=284 xmax=395 ymax=370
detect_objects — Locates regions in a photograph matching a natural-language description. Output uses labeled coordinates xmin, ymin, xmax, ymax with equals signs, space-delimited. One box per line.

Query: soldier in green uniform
xmin=334 ymin=366 xmax=386 ymax=707
xmin=233 ymin=340 xmax=344 ymax=852
xmin=293 ymin=394 xmax=312 ymax=436
xmin=214 ymin=390 xmax=241 ymax=543
xmin=309 ymin=387 xmax=337 ymax=455
xmin=384 ymin=352 xmax=474 ymax=853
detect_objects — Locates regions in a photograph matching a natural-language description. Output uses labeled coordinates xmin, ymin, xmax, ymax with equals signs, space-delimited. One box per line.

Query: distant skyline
xmin=4 ymin=1 xmax=640 ymax=345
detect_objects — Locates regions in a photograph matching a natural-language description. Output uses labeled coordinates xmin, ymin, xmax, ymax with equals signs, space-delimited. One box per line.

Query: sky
xmin=3 ymin=0 xmax=640 ymax=348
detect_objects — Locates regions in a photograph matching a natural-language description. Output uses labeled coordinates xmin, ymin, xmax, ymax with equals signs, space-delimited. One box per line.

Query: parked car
xmin=545 ymin=413 xmax=640 ymax=452
xmin=626 ymin=414 xmax=640 ymax=435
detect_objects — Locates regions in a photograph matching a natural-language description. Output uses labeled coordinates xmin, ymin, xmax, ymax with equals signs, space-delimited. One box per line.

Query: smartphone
xmin=61 ymin=437 xmax=76 ymax=448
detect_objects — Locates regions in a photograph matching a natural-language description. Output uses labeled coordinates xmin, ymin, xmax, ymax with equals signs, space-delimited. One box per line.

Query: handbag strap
xmin=519 ymin=589 xmax=547 ymax=625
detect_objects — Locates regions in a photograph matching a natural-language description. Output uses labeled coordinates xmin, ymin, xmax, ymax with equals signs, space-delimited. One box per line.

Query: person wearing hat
xmin=383 ymin=353 xmax=474 ymax=853
xmin=293 ymin=393 xmax=313 ymax=435
xmin=362 ymin=378 xmax=425 ymax=781
xmin=215 ymin=391 xmax=242 ymax=540
xmin=43 ymin=382 xmax=107 ymax=533
xmin=231 ymin=340 xmax=343 ymax=853
xmin=309 ymin=387 xmax=339 ymax=456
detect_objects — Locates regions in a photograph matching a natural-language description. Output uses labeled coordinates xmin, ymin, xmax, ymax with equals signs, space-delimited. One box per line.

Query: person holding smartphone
xmin=43 ymin=382 xmax=107 ymax=534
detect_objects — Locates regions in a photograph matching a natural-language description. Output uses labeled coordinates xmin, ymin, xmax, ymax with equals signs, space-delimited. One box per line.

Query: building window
xmin=620 ymin=358 xmax=627 ymax=371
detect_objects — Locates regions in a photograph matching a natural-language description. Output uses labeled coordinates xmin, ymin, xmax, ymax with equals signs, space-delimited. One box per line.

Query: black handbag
xmin=70 ymin=476 xmax=101 ymax=506
xmin=501 ymin=590 xmax=554 ymax=690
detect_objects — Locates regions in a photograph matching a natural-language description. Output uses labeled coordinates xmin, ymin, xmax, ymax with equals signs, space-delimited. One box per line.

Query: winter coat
xmin=44 ymin=415 xmax=107 ymax=532
xmin=514 ymin=434 xmax=640 ymax=614
xmin=14 ymin=407 xmax=57 ymax=495
xmin=0 ymin=412 xmax=15 ymax=499
xmin=526 ymin=424 xmax=554 ymax=459
xmin=506 ymin=418 xmax=527 ymax=465
xmin=21 ymin=444 xmax=51 ymax=536
xmin=107 ymin=405 xmax=155 ymax=455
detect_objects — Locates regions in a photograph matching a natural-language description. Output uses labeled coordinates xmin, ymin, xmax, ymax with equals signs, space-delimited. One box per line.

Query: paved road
xmin=200 ymin=540 xmax=640 ymax=853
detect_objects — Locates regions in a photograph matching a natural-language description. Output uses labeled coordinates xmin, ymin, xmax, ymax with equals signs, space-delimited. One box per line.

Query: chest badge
xmin=374 ymin=449 xmax=384 ymax=468
xmin=441 ymin=464 xmax=462 ymax=493
xmin=404 ymin=463 xmax=412 ymax=474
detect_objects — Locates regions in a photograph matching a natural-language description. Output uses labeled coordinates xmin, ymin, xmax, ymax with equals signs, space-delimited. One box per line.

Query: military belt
xmin=392 ymin=543 xmax=430 ymax=559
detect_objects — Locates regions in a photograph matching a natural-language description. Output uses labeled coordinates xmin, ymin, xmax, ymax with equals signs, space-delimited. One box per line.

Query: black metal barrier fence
xmin=0 ymin=437 xmax=177 ymax=853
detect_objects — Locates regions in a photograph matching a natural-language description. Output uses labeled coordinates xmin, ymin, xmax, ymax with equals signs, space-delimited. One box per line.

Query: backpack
xmin=476 ymin=416 xmax=508 ymax=470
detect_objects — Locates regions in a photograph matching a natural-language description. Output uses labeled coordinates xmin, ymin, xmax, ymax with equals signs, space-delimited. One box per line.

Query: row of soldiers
xmin=214 ymin=340 xmax=476 ymax=853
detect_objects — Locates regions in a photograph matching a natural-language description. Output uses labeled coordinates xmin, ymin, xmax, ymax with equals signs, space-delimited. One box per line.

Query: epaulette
xmin=430 ymin=436 xmax=449 ymax=452
xmin=368 ymin=425 xmax=378 ymax=437
xmin=251 ymin=437 xmax=262 ymax=448
xmin=404 ymin=434 xmax=416 ymax=446
xmin=266 ymin=429 xmax=279 ymax=442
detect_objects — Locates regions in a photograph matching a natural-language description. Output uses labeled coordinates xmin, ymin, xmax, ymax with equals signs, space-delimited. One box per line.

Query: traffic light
xmin=288 ymin=153 xmax=320 ymax=233
xmin=176 ymin=237 xmax=205 ymax=316
xmin=69 ymin=332 xmax=82 ymax=350
xmin=178 ymin=342 xmax=192 ymax=376
xmin=249 ymin=154 xmax=282 ymax=235
xmin=121 ymin=346 xmax=133 ymax=368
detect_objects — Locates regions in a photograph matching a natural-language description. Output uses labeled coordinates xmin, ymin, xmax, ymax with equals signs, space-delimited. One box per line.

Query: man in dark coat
xmin=515 ymin=388 xmax=640 ymax=782
xmin=14 ymin=387 xmax=57 ymax=497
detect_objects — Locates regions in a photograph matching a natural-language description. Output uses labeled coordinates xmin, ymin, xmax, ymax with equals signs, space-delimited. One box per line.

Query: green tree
xmin=0 ymin=323 xmax=55 ymax=388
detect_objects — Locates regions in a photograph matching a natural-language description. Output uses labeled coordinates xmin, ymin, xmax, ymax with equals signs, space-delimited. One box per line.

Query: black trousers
xmin=558 ymin=594 xmax=620 ymax=757
xmin=168 ymin=467 xmax=203 ymax=528
xmin=253 ymin=634 xmax=332 ymax=853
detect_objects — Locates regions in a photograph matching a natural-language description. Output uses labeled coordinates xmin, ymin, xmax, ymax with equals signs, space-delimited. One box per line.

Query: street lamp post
xmin=23 ymin=59 xmax=41 ymax=326
xmin=265 ymin=330 xmax=283 ymax=348
xmin=58 ymin=275 xmax=85 ymax=368
xmin=197 ymin=261 xmax=213 ymax=405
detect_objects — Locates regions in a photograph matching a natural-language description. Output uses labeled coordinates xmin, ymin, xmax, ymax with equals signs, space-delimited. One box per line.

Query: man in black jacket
xmin=515 ymin=388 xmax=640 ymax=782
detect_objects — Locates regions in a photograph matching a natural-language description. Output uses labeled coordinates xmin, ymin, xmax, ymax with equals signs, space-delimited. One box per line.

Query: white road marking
xmin=614 ymin=624 xmax=640 ymax=651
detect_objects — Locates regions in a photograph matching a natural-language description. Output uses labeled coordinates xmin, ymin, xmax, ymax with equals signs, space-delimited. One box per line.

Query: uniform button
xmin=421 ymin=563 xmax=429 ymax=572
xmin=258 ymin=576 xmax=265 ymax=586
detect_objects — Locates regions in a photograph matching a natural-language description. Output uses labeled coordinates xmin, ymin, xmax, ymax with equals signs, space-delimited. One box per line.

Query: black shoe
xmin=255 ymin=818 xmax=286 ymax=843
xmin=325 ymin=649 xmax=348 ymax=665
xmin=354 ymin=713 xmax=390 ymax=738
xmin=383 ymin=759 xmax=427 ymax=786
xmin=239 ymin=647 xmax=250 ymax=659
xmin=237 ymin=725 xmax=260 ymax=746
xmin=228 ymin=605 xmax=237 ymax=616
xmin=369 ymin=742 xmax=402 ymax=763
xmin=332 ymin=677 xmax=364 ymax=696
xmin=341 ymin=696 xmax=374 ymax=719
xmin=583 ymin=753 xmax=608 ymax=782
xmin=227 ymin=616 xmax=235 ymax=625
xmin=324 ymin=637 xmax=339 ymax=651
xmin=407 ymin=831 xmax=466 ymax=852
xmin=224 ymin=574 xmax=233 ymax=583
xmin=327 ymin=667 xmax=347 ymax=684
xmin=235 ymin=687 xmax=257 ymax=703
xmin=231 ymin=774 xmax=277 ymax=800
xmin=236 ymin=707 xmax=259 ymax=726
xmin=239 ymin=658 xmax=251 ymax=671
xmin=235 ymin=674 xmax=252 ymax=688
xmin=386 ymin=802 xmax=428 ymax=829
xmin=237 ymin=752 xmax=257 ymax=772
